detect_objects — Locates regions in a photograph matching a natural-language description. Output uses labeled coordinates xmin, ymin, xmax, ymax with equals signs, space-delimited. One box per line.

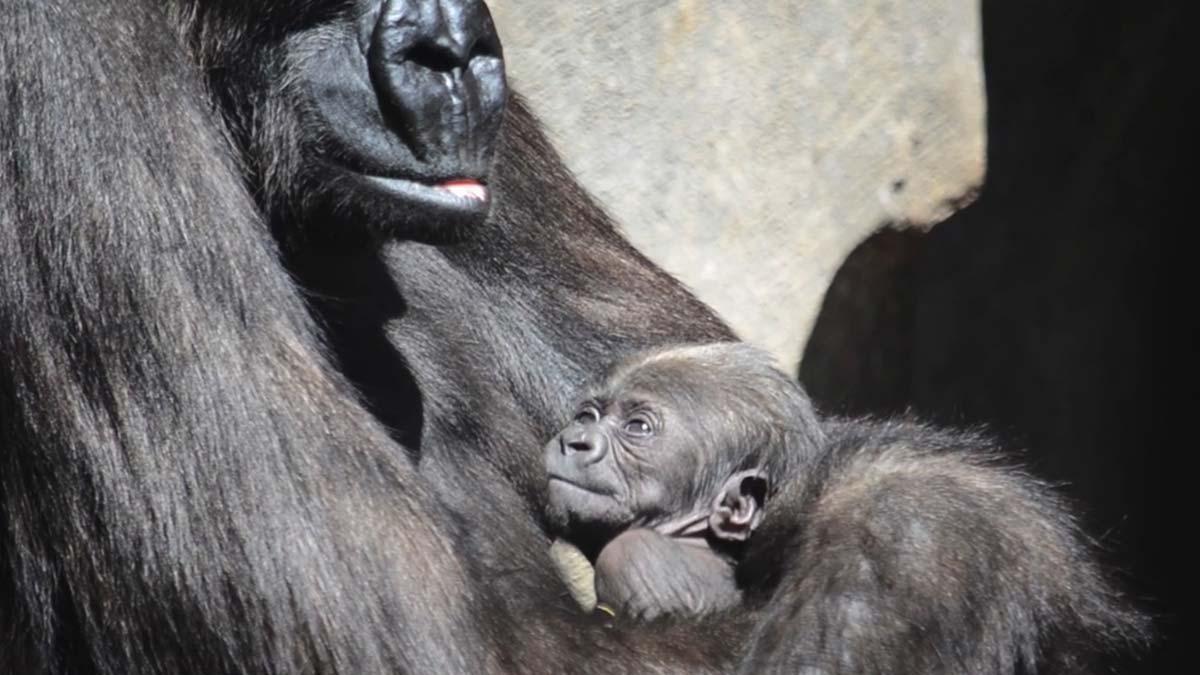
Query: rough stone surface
xmin=489 ymin=0 xmax=984 ymax=366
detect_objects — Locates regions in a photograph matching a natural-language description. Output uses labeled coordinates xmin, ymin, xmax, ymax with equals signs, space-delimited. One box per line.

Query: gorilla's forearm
xmin=736 ymin=419 xmax=1149 ymax=674
xmin=594 ymin=528 xmax=740 ymax=621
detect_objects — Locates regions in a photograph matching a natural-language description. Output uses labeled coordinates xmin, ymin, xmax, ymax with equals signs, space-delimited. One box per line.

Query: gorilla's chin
xmin=362 ymin=175 xmax=490 ymax=217
xmin=546 ymin=478 xmax=634 ymax=542
xmin=305 ymin=164 xmax=494 ymax=246
xmin=358 ymin=173 xmax=493 ymax=244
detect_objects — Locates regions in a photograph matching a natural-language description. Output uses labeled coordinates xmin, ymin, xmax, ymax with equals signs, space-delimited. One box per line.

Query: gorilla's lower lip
xmin=360 ymin=174 xmax=491 ymax=213
xmin=438 ymin=179 xmax=489 ymax=201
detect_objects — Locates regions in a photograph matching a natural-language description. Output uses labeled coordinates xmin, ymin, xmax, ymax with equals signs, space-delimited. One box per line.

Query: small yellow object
xmin=549 ymin=538 xmax=597 ymax=612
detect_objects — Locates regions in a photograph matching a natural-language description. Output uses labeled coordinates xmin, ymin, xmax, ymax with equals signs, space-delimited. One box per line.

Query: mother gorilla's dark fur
xmin=2 ymin=1 xmax=1146 ymax=673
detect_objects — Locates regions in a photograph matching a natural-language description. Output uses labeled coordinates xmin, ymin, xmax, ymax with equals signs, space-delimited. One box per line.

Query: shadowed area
xmin=800 ymin=1 xmax=1186 ymax=671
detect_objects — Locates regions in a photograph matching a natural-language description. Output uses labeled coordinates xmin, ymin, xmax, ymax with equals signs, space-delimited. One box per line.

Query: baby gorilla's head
xmin=543 ymin=342 xmax=824 ymax=549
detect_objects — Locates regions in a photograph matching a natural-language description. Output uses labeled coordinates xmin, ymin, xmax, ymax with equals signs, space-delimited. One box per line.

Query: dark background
xmin=800 ymin=2 xmax=1188 ymax=671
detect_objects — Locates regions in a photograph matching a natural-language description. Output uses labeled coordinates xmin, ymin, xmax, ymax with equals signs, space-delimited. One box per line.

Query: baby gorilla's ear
xmin=708 ymin=469 xmax=768 ymax=541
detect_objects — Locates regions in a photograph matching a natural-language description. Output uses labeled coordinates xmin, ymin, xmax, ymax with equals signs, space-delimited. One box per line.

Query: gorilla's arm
xmin=594 ymin=528 xmax=741 ymax=621
xmin=736 ymin=419 xmax=1148 ymax=674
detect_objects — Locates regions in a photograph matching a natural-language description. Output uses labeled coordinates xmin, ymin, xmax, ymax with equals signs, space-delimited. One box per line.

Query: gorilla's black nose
xmin=367 ymin=0 xmax=506 ymax=177
xmin=561 ymin=428 xmax=607 ymax=465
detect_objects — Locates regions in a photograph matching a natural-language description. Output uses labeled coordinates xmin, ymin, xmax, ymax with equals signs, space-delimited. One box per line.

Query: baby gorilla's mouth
xmin=547 ymin=475 xmax=614 ymax=497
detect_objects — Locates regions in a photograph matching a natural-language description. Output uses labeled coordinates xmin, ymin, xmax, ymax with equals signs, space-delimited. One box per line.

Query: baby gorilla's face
xmin=543 ymin=393 xmax=699 ymax=538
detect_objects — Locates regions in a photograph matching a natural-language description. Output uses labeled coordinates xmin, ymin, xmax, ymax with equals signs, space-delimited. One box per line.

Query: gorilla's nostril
xmin=566 ymin=440 xmax=592 ymax=454
xmin=408 ymin=42 xmax=466 ymax=73
xmin=469 ymin=35 xmax=500 ymax=60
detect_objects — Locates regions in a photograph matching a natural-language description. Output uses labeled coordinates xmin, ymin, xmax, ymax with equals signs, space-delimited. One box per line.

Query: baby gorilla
xmin=543 ymin=342 xmax=823 ymax=621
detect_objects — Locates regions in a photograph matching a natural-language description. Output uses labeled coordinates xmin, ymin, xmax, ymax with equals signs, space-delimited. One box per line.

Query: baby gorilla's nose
xmin=562 ymin=429 xmax=607 ymax=464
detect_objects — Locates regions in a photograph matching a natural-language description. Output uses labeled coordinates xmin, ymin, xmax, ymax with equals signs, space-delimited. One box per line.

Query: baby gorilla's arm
xmin=594 ymin=528 xmax=740 ymax=621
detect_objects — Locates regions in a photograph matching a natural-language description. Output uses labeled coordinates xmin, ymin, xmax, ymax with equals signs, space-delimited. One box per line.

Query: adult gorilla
xmin=1 ymin=1 xmax=1144 ymax=674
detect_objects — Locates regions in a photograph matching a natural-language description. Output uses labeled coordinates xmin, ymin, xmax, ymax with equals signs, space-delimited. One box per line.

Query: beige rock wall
xmin=489 ymin=0 xmax=985 ymax=366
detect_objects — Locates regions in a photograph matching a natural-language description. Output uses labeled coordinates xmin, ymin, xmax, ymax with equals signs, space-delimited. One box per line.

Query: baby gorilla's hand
xmin=594 ymin=528 xmax=740 ymax=621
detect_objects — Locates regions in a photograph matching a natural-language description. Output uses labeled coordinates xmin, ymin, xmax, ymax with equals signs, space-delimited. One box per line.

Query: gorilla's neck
xmin=294 ymin=98 xmax=732 ymax=476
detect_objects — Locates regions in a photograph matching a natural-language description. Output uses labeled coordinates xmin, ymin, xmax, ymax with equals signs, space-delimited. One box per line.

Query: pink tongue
xmin=438 ymin=179 xmax=488 ymax=202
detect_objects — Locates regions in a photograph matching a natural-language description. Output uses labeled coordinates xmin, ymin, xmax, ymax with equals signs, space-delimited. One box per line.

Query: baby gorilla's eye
xmin=623 ymin=417 xmax=653 ymax=437
xmin=574 ymin=406 xmax=600 ymax=423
